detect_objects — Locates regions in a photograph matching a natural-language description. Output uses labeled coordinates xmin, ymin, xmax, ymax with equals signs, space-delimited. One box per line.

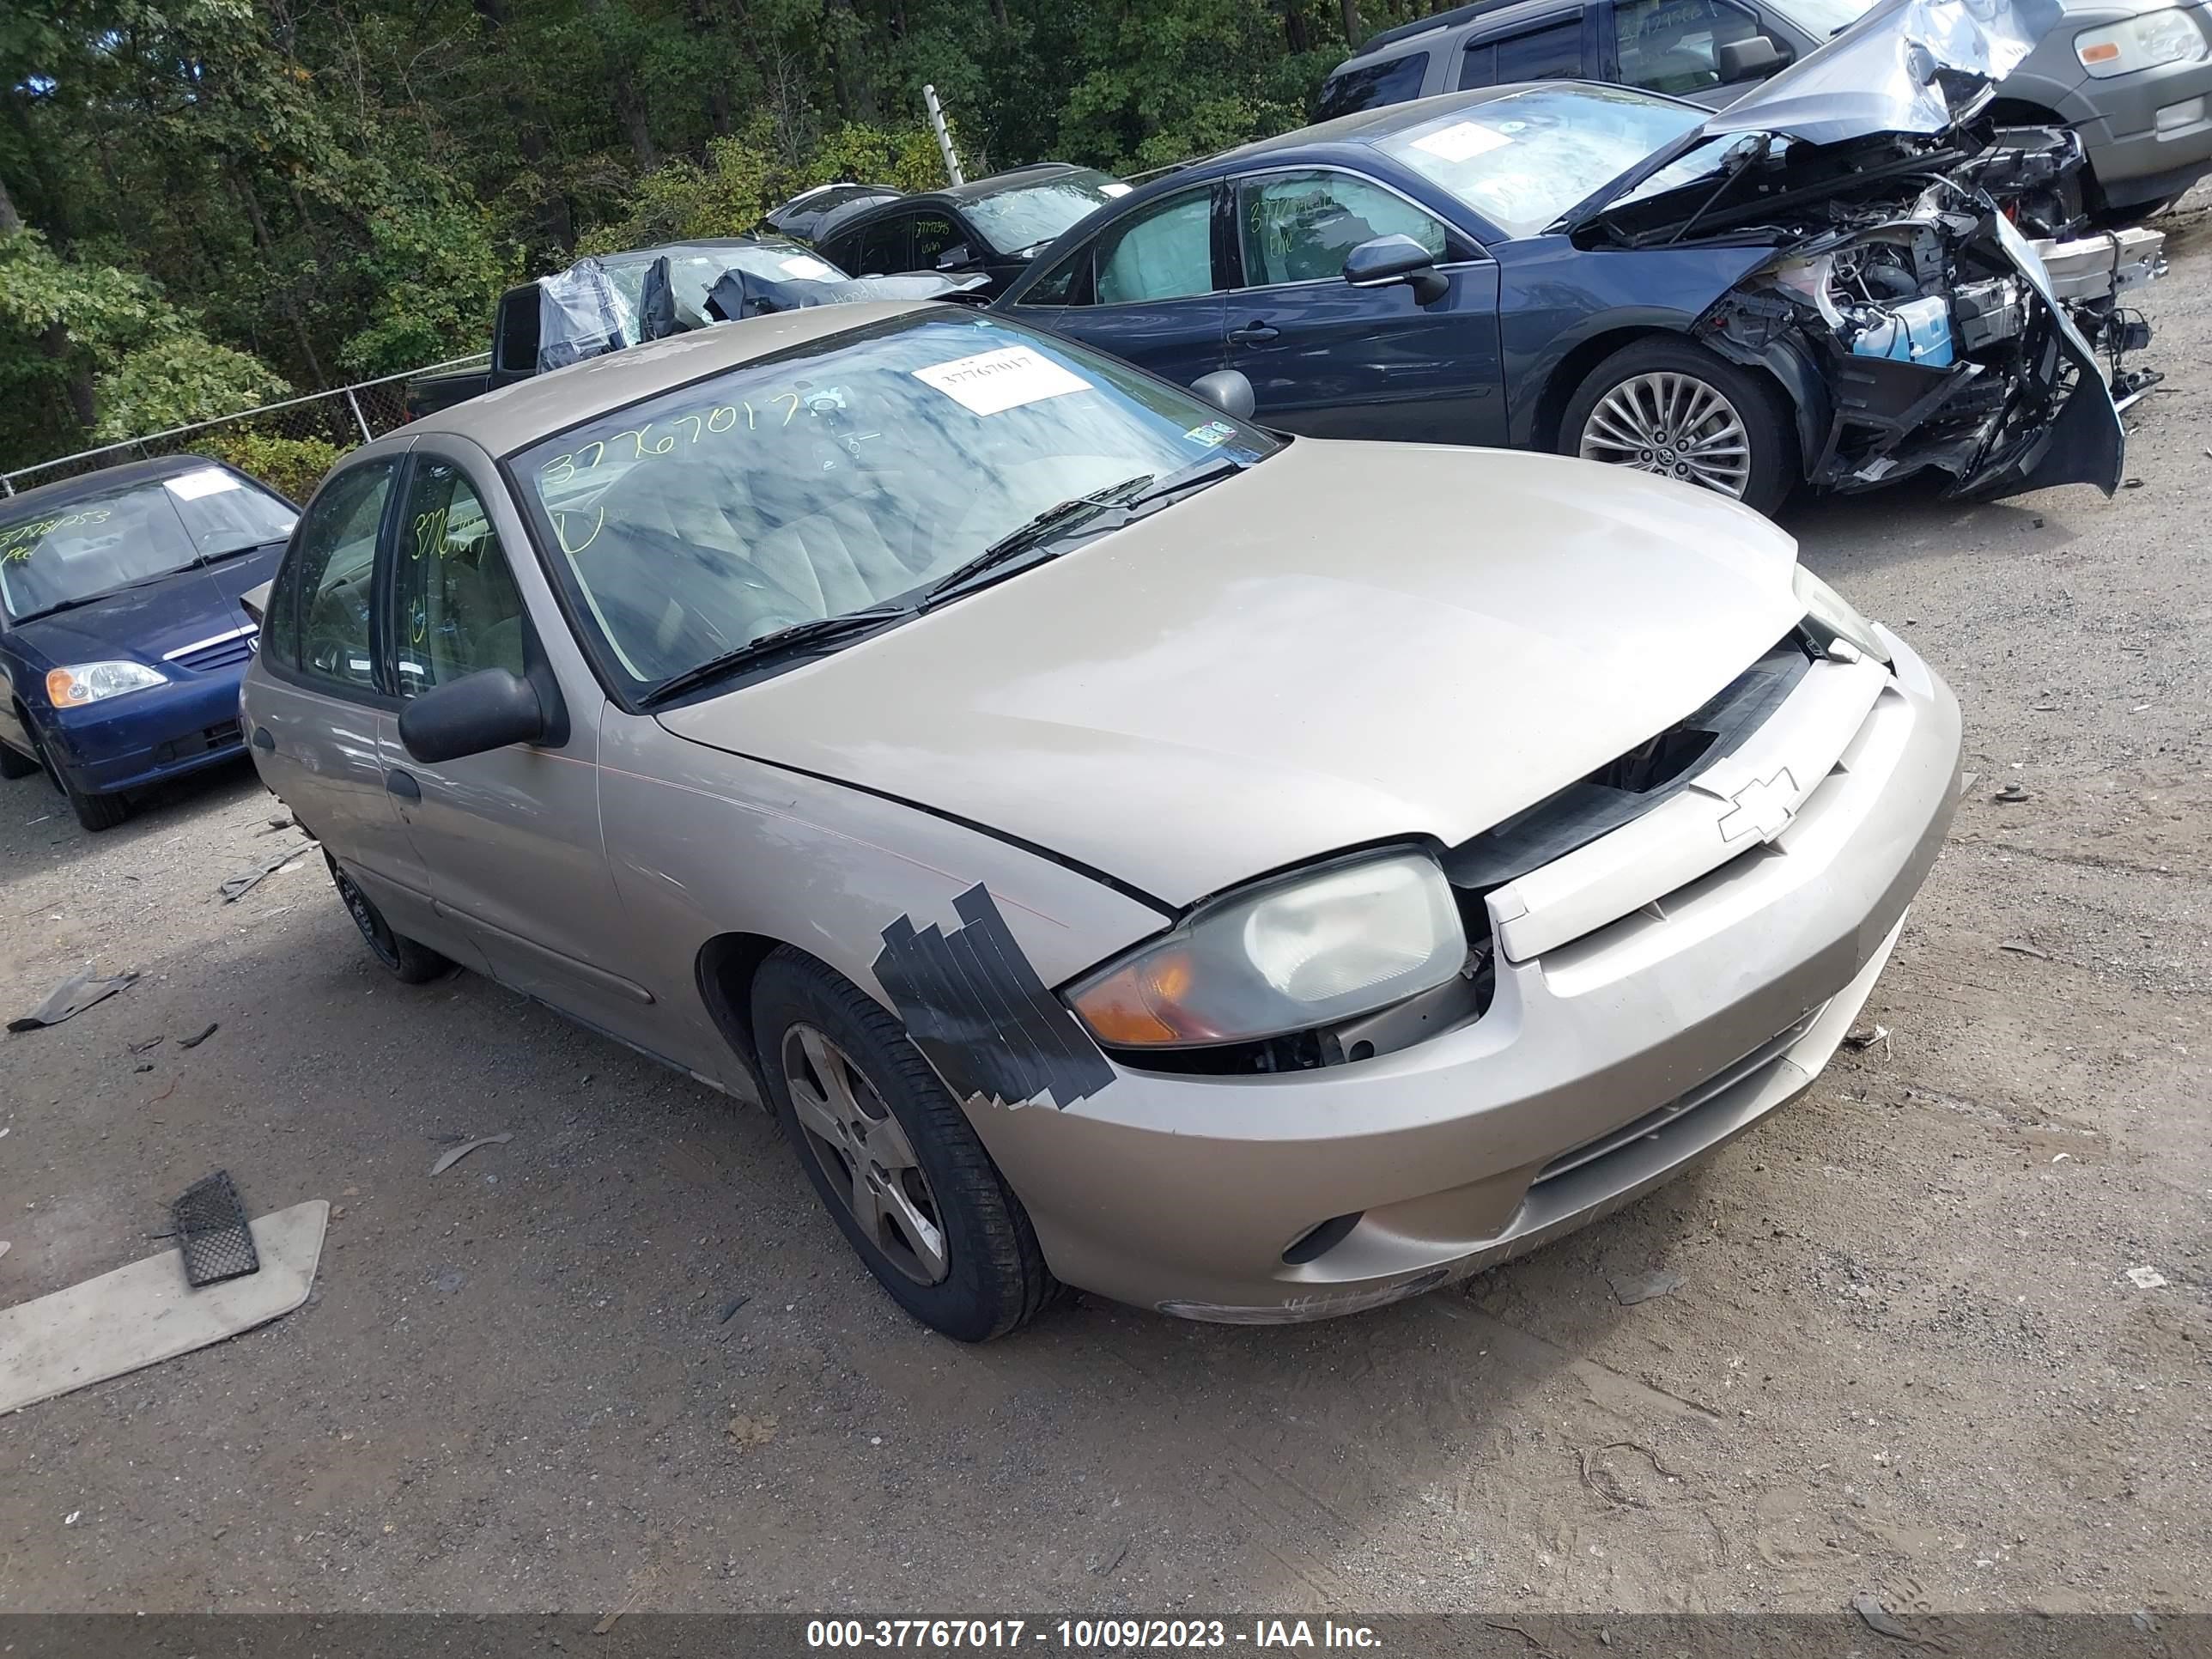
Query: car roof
xmin=1343 ymin=0 xmax=1557 ymax=60
xmin=0 ymin=453 xmax=245 ymax=518
xmin=395 ymin=300 xmax=935 ymax=458
xmin=1218 ymin=83 xmax=1544 ymax=157
xmin=849 ymin=163 xmax=1093 ymax=219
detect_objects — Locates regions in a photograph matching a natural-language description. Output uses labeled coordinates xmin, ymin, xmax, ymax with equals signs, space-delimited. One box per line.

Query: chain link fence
xmin=0 ymin=353 xmax=490 ymax=503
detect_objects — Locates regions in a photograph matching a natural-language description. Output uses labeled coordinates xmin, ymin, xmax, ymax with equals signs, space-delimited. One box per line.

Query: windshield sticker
xmin=1099 ymin=181 xmax=1133 ymax=197
xmin=912 ymin=346 xmax=1091 ymax=416
xmin=1411 ymin=121 xmax=1512 ymax=164
xmin=1183 ymin=420 xmax=1237 ymax=447
xmin=779 ymin=255 xmax=837 ymax=279
xmin=163 ymin=466 xmax=243 ymax=501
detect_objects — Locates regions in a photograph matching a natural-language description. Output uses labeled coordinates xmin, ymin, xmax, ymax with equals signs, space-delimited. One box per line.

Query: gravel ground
xmin=2 ymin=189 xmax=2207 ymax=1619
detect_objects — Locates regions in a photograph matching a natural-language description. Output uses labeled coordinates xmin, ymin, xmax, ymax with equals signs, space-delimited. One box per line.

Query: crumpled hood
xmin=656 ymin=442 xmax=1807 ymax=908
xmin=1702 ymin=0 xmax=2063 ymax=147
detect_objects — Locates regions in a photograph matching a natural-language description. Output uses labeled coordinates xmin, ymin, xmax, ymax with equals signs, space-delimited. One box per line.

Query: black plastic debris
xmin=178 ymin=1022 xmax=220 ymax=1049
xmin=9 ymin=969 xmax=137 ymax=1033
xmin=171 ymin=1171 xmax=261 ymax=1288
xmin=220 ymin=842 xmax=309 ymax=902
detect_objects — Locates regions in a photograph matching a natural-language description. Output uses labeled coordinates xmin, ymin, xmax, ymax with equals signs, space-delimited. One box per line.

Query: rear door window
xmin=1095 ymin=189 xmax=1218 ymax=305
xmin=856 ymin=215 xmax=913 ymax=275
xmin=1492 ymin=19 xmax=1585 ymax=78
xmin=1315 ymin=52 xmax=1431 ymax=119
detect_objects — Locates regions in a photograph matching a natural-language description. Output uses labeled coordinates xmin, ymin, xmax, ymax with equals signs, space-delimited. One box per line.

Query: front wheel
xmin=753 ymin=947 xmax=1061 ymax=1341
xmin=1560 ymin=337 xmax=1798 ymax=517
xmin=33 ymin=726 xmax=129 ymax=831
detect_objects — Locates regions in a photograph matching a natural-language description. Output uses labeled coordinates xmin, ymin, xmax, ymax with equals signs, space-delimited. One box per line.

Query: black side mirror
xmin=1717 ymin=33 xmax=1790 ymax=78
xmin=934 ymin=244 xmax=974 ymax=271
xmin=398 ymin=668 xmax=556 ymax=764
xmin=1343 ymin=234 xmax=1449 ymax=305
xmin=1189 ymin=369 xmax=1256 ymax=421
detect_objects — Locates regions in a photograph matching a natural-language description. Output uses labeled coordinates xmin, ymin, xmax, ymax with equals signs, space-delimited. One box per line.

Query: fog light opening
xmin=1281 ymin=1211 xmax=1364 ymax=1265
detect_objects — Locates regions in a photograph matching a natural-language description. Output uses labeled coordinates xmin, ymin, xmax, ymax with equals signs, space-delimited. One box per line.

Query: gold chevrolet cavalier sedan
xmin=240 ymin=301 xmax=1960 ymax=1339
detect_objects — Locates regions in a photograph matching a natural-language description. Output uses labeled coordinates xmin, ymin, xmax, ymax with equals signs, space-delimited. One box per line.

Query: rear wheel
xmin=752 ymin=947 xmax=1060 ymax=1341
xmin=327 ymin=854 xmax=451 ymax=983
xmin=1561 ymin=337 xmax=1798 ymax=517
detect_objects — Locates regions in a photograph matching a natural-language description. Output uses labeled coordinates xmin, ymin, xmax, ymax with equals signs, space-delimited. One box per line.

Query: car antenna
xmin=1664 ymin=133 xmax=1772 ymax=246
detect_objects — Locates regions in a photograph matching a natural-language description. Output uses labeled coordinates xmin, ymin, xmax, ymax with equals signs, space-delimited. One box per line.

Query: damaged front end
xmin=1571 ymin=0 xmax=2164 ymax=499
xmin=1696 ymin=161 xmax=2160 ymax=497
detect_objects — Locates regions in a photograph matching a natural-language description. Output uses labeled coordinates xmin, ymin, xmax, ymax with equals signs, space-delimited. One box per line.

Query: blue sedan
xmin=0 ymin=455 xmax=298 ymax=830
xmin=993 ymin=62 xmax=2138 ymax=515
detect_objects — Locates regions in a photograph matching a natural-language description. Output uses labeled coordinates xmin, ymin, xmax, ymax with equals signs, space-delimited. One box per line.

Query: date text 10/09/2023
xmin=805 ymin=1620 xmax=1383 ymax=1650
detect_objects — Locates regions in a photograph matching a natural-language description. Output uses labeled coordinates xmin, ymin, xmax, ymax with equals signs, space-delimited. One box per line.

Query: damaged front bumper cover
xmin=1705 ymin=210 xmax=2155 ymax=501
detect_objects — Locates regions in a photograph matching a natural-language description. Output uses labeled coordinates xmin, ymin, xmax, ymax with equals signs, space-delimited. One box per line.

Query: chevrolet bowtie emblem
xmin=1718 ymin=768 xmax=1797 ymax=843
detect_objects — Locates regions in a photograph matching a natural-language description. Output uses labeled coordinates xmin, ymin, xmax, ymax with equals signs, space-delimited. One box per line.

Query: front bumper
xmin=43 ymin=671 xmax=250 ymax=794
xmin=975 ymin=633 xmax=1962 ymax=1322
xmin=2074 ymin=52 xmax=2212 ymax=200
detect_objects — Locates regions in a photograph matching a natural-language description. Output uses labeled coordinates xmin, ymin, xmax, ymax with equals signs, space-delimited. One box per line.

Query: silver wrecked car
xmin=240 ymin=303 xmax=1961 ymax=1338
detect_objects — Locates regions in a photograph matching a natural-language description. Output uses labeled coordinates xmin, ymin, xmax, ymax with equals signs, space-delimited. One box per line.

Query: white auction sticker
xmin=780 ymin=254 xmax=837 ymax=279
xmin=1099 ymin=181 xmax=1133 ymax=197
xmin=164 ymin=466 xmax=243 ymax=501
xmin=912 ymin=345 xmax=1092 ymax=416
xmin=1411 ymin=120 xmax=1511 ymax=163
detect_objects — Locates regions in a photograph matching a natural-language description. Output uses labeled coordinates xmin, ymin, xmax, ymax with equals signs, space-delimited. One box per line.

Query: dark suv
xmin=1317 ymin=0 xmax=2212 ymax=216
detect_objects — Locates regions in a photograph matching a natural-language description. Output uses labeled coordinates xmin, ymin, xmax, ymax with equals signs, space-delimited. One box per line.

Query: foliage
xmin=198 ymin=428 xmax=348 ymax=503
xmin=91 ymin=338 xmax=292 ymax=441
xmin=0 ymin=0 xmax=1446 ymax=470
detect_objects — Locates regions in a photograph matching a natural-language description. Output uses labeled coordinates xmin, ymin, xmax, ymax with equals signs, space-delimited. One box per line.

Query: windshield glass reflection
xmin=513 ymin=313 xmax=1275 ymax=695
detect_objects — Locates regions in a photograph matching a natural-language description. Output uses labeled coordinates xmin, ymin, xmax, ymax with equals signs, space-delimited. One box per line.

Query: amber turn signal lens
xmin=1068 ymin=951 xmax=1200 ymax=1045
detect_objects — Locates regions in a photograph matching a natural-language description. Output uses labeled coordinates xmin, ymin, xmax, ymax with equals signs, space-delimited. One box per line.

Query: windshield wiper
xmin=1120 ymin=453 xmax=1244 ymax=508
xmin=186 ymin=538 xmax=282 ymax=568
xmin=641 ymin=606 xmax=908 ymax=708
xmin=920 ymin=474 xmax=1153 ymax=604
xmin=9 ymin=564 xmax=195 ymax=623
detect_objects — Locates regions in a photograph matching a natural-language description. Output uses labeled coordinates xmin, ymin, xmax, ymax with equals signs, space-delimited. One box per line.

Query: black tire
xmin=752 ymin=946 xmax=1060 ymax=1341
xmin=326 ymin=854 xmax=451 ymax=983
xmin=33 ymin=726 xmax=129 ymax=831
xmin=1559 ymin=336 xmax=1799 ymax=518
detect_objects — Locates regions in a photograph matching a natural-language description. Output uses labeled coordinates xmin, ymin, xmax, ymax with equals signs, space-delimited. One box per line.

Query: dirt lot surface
xmin=3 ymin=192 xmax=2209 ymax=1621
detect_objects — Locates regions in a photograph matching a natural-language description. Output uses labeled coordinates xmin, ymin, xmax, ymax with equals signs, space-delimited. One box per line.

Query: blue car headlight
xmin=47 ymin=661 xmax=168 ymax=707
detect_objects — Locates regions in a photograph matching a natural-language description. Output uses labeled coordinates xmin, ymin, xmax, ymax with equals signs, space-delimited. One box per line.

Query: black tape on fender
xmin=872 ymin=884 xmax=1115 ymax=1109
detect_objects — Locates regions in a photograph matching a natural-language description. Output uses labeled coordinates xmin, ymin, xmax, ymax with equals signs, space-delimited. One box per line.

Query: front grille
xmin=165 ymin=629 xmax=258 ymax=674
xmin=1530 ymin=1008 xmax=1821 ymax=1190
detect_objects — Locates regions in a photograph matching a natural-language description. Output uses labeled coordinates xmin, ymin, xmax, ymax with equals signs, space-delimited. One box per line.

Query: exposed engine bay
xmin=1581 ymin=118 xmax=2163 ymax=499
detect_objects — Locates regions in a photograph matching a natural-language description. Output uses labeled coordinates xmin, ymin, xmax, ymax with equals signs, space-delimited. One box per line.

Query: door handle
xmin=251 ymin=726 xmax=275 ymax=751
xmin=384 ymin=769 xmax=422 ymax=802
xmin=1227 ymin=320 xmax=1280 ymax=344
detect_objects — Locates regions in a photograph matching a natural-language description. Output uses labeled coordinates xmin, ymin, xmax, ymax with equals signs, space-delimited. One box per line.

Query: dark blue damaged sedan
xmin=994 ymin=0 xmax=2154 ymax=518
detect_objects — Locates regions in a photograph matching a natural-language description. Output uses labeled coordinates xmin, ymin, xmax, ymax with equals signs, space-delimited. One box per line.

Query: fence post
xmin=344 ymin=389 xmax=375 ymax=444
xmin=922 ymin=86 xmax=965 ymax=187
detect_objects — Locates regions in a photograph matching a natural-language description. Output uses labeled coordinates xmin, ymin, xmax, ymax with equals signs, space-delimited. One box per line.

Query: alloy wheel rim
xmin=1578 ymin=371 xmax=1753 ymax=499
xmin=782 ymin=1023 xmax=950 ymax=1286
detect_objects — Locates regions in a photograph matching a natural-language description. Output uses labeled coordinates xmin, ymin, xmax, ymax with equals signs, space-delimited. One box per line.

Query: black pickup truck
xmin=405 ymin=236 xmax=980 ymax=419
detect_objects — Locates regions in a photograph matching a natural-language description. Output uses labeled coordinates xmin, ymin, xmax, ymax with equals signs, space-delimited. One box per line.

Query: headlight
xmin=2075 ymin=9 xmax=2209 ymax=77
xmin=46 ymin=661 xmax=167 ymax=707
xmin=1066 ymin=851 xmax=1468 ymax=1048
xmin=1793 ymin=566 xmax=1891 ymax=665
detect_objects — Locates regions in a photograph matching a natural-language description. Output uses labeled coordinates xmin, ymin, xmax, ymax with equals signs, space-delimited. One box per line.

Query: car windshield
xmin=1766 ymin=0 xmax=1875 ymax=34
xmin=512 ymin=312 xmax=1276 ymax=698
xmin=962 ymin=171 xmax=1128 ymax=254
xmin=1373 ymin=86 xmax=1708 ymax=237
xmin=0 ymin=466 xmax=296 ymax=622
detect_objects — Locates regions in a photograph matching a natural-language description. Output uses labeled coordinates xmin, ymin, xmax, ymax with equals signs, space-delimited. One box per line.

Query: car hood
xmin=656 ymin=443 xmax=1806 ymax=908
xmin=1701 ymin=0 xmax=2062 ymax=147
xmin=9 ymin=547 xmax=282 ymax=672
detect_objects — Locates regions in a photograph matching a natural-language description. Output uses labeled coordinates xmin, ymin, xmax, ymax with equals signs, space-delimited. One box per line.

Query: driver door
xmin=374 ymin=447 xmax=668 ymax=1051
xmin=1222 ymin=167 xmax=1505 ymax=445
